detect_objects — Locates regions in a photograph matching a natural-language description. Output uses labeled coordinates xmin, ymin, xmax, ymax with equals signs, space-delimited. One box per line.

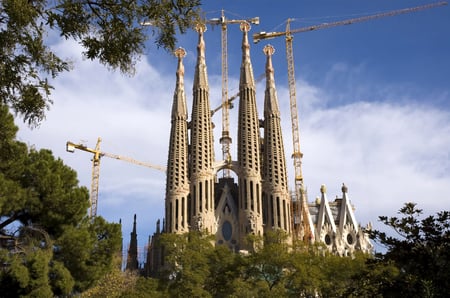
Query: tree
xmin=158 ymin=231 xmax=214 ymax=297
xmin=0 ymin=228 xmax=55 ymax=297
xmin=55 ymin=216 xmax=122 ymax=292
xmin=204 ymin=244 xmax=243 ymax=297
xmin=370 ymin=203 xmax=450 ymax=297
xmin=344 ymin=258 xmax=399 ymax=297
xmin=243 ymin=231 xmax=293 ymax=297
xmin=287 ymin=242 xmax=331 ymax=297
xmin=1 ymin=0 xmax=202 ymax=125
xmin=121 ymin=276 xmax=166 ymax=298
xmin=318 ymin=252 xmax=369 ymax=297
xmin=0 ymin=103 xmax=122 ymax=295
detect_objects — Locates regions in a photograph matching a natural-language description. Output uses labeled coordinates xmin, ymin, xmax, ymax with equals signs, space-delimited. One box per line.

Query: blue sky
xmin=16 ymin=0 xmax=450 ymax=262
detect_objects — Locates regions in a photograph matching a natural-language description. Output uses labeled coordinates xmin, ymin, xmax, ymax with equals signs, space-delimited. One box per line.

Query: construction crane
xmin=66 ymin=137 xmax=166 ymax=218
xmin=210 ymin=73 xmax=265 ymax=117
xmin=253 ymin=1 xmax=447 ymax=242
xmin=206 ymin=10 xmax=259 ymax=178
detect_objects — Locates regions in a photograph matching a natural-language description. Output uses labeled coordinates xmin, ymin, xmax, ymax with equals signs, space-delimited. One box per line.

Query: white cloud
xmin=297 ymin=100 xmax=450 ymax=233
xmin=16 ymin=40 xmax=173 ymax=251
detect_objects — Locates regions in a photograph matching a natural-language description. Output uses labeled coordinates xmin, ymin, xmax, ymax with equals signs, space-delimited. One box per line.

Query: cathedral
xmin=138 ymin=22 xmax=372 ymax=275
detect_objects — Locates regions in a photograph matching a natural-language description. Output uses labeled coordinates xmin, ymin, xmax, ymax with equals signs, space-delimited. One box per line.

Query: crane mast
xmin=90 ymin=138 xmax=101 ymax=218
xmin=253 ymin=1 xmax=447 ymax=242
xmin=285 ymin=19 xmax=315 ymax=241
xmin=206 ymin=11 xmax=259 ymax=178
xmin=66 ymin=137 xmax=166 ymax=217
xmin=220 ymin=10 xmax=231 ymax=177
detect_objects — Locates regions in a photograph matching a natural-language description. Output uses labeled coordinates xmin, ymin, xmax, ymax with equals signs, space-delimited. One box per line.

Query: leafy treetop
xmin=0 ymin=0 xmax=202 ymax=126
xmin=0 ymin=104 xmax=122 ymax=295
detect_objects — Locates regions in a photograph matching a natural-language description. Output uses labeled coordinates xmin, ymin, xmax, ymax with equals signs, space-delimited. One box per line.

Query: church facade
xmin=143 ymin=22 xmax=372 ymax=275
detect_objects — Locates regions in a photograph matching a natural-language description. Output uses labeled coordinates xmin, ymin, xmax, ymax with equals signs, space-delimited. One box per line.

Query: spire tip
xmin=263 ymin=44 xmax=275 ymax=56
xmin=174 ymin=47 xmax=186 ymax=59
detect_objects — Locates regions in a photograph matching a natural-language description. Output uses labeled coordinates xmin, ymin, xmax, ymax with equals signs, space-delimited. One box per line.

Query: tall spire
xmin=261 ymin=45 xmax=291 ymax=235
xmin=126 ymin=214 xmax=139 ymax=271
xmin=189 ymin=24 xmax=216 ymax=233
xmin=239 ymin=22 xmax=256 ymax=89
xmin=165 ymin=47 xmax=189 ymax=233
xmin=172 ymin=48 xmax=188 ymax=118
xmin=237 ymin=22 xmax=263 ymax=249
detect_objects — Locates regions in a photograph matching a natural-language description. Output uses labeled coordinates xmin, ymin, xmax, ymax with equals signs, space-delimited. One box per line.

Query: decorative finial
xmin=342 ymin=183 xmax=348 ymax=193
xmin=263 ymin=44 xmax=275 ymax=56
xmin=320 ymin=184 xmax=327 ymax=194
xmin=240 ymin=21 xmax=250 ymax=32
xmin=195 ymin=23 xmax=207 ymax=33
xmin=174 ymin=47 xmax=186 ymax=59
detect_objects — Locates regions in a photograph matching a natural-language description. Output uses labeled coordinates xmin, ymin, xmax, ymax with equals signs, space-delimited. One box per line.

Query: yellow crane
xmin=210 ymin=73 xmax=265 ymax=117
xmin=253 ymin=1 xmax=447 ymax=241
xmin=66 ymin=137 xmax=166 ymax=218
xmin=206 ymin=10 xmax=259 ymax=177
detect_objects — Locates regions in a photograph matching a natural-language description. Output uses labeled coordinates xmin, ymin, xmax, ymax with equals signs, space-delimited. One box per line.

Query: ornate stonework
xmin=143 ymin=23 xmax=372 ymax=276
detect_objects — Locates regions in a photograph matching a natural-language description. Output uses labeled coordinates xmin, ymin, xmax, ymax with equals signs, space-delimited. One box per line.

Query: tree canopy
xmin=370 ymin=202 xmax=450 ymax=297
xmin=0 ymin=0 xmax=202 ymax=125
xmin=0 ymin=103 xmax=122 ymax=295
xmin=88 ymin=203 xmax=449 ymax=297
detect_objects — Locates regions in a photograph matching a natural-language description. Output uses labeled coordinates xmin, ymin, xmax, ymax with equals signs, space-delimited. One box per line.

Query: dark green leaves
xmin=1 ymin=0 xmax=202 ymax=125
xmin=0 ymin=106 xmax=122 ymax=295
xmin=370 ymin=202 xmax=450 ymax=297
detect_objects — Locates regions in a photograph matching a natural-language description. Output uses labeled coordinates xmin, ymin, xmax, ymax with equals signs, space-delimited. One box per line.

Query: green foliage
xmin=146 ymin=230 xmax=375 ymax=297
xmin=159 ymin=231 xmax=214 ymax=297
xmin=81 ymin=269 xmax=165 ymax=298
xmin=370 ymin=202 xmax=450 ymax=297
xmin=204 ymin=245 xmax=242 ymax=297
xmin=0 ymin=0 xmax=68 ymax=125
xmin=73 ymin=206 xmax=448 ymax=298
xmin=0 ymin=104 xmax=122 ymax=296
xmin=0 ymin=228 xmax=54 ymax=297
xmin=121 ymin=276 xmax=166 ymax=298
xmin=344 ymin=258 xmax=400 ymax=297
xmin=318 ymin=252 xmax=368 ymax=297
xmin=245 ymin=231 xmax=292 ymax=294
xmin=1 ymin=0 xmax=202 ymax=125
xmin=286 ymin=243 xmax=325 ymax=296
xmin=80 ymin=268 xmax=138 ymax=298
xmin=54 ymin=217 xmax=122 ymax=292
xmin=49 ymin=260 xmax=75 ymax=296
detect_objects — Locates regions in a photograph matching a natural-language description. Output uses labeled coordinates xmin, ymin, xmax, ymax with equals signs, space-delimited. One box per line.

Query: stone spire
xmin=338 ymin=183 xmax=358 ymax=234
xmin=118 ymin=218 xmax=123 ymax=270
xmin=261 ymin=45 xmax=291 ymax=235
xmin=165 ymin=47 xmax=189 ymax=233
xmin=237 ymin=22 xmax=263 ymax=249
xmin=189 ymin=24 xmax=216 ymax=233
xmin=126 ymin=214 xmax=139 ymax=271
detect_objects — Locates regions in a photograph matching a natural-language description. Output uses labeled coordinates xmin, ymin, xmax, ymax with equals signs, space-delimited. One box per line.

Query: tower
xmin=261 ymin=45 xmax=291 ymax=237
xmin=189 ymin=24 xmax=216 ymax=233
xmin=237 ymin=22 xmax=264 ymax=249
xmin=145 ymin=20 xmax=373 ymax=276
xmin=311 ymin=184 xmax=373 ymax=255
xmin=165 ymin=48 xmax=190 ymax=234
xmin=126 ymin=214 xmax=138 ymax=271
